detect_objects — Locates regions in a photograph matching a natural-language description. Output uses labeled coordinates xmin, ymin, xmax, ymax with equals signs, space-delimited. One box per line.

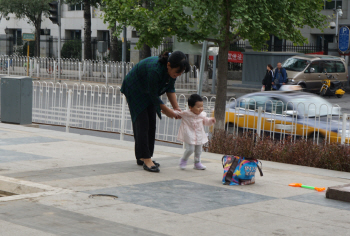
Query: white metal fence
xmin=0 ymin=80 xmax=348 ymax=145
xmin=29 ymin=82 xmax=350 ymax=145
xmin=31 ymin=81 xmax=213 ymax=144
xmin=0 ymin=56 xmax=198 ymax=91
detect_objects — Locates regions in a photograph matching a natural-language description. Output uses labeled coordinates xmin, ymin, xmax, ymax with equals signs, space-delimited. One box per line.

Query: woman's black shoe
xmin=143 ymin=164 xmax=160 ymax=172
xmin=137 ymin=160 xmax=160 ymax=167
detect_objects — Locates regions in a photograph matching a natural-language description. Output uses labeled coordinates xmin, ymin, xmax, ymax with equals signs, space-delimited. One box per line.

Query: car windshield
xmin=288 ymin=96 xmax=341 ymax=117
xmin=282 ymin=58 xmax=309 ymax=72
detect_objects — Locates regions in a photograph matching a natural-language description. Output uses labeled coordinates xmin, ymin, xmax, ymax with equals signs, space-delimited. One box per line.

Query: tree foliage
xmin=0 ymin=0 xmax=50 ymax=26
xmin=103 ymin=0 xmax=328 ymax=130
xmin=0 ymin=0 xmax=52 ymax=57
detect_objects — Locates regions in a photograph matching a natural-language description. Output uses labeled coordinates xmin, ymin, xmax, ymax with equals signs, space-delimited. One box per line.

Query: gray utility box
xmin=1 ymin=76 xmax=32 ymax=125
xmin=97 ymin=41 xmax=108 ymax=53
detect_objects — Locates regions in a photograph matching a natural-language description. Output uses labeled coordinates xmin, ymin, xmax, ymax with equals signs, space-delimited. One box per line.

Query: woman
xmin=262 ymin=64 xmax=274 ymax=91
xmin=121 ymin=51 xmax=190 ymax=172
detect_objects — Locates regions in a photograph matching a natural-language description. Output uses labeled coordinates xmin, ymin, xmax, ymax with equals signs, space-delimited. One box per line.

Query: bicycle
xmin=23 ymin=61 xmax=35 ymax=73
xmin=46 ymin=63 xmax=63 ymax=75
xmin=0 ymin=59 xmax=12 ymax=71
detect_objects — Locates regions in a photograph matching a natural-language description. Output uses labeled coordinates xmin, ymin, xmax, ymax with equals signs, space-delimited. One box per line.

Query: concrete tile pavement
xmin=0 ymin=122 xmax=349 ymax=236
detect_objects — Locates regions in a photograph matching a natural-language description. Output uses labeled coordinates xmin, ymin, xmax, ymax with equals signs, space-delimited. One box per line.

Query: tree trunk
xmin=213 ymin=41 xmax=229 ymax=131
xmin=84 ymin=0 xmax=92 ymax=60
xmin=138 ymin=1 xmax=151 ymax=61
xmin=139 ymin=43 xmax=151 ymax=60
xmin=109 ymin=23 xmax=118 ymax=62
xmin=34 ymin=16 xmax=41 ymax=57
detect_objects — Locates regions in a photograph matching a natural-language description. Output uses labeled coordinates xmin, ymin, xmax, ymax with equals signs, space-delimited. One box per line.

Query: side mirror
xmin=310 ymin=67 xmax=315 ymax=73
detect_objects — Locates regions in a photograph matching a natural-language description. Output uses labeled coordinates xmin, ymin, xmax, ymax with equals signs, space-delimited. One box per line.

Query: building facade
xmin=0 ymin=3 xmax=137 ymax=61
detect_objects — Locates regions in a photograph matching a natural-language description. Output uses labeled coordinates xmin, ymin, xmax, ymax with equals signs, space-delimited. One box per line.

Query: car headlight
xmin=338 ymin=130 xmax=350 ymax=137
xmin=288 ymin=78 xmax=295 ymax=83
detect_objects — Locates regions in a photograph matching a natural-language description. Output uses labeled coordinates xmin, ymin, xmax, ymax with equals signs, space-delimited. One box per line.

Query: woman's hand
xmin=173 ymin=107 xmax=182 ymax=119
xmin=160 ymin=104 xmax=178 ymax=119
xmin=163 ymin=109 xmax=178 ymax=119
xmin=166 ymin=92 xmax=181 ymax=119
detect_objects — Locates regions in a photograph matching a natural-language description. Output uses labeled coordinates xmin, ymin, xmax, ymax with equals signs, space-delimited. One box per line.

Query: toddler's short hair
xmin=188 ymin=94 xmax=203 ymax=107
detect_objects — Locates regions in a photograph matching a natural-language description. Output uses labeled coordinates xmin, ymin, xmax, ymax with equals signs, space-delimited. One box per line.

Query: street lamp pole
xmin=58 ymin=0 xmax=61 ymax=80
xmin=122 ymin=25 xmax=127 ymax=81
xmin=335 ymin=6 xmax=343 ymax=37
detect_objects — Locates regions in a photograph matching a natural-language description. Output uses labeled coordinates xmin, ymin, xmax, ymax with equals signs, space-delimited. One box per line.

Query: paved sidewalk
xmin=0 ymin=123 xmax=349 ymax=235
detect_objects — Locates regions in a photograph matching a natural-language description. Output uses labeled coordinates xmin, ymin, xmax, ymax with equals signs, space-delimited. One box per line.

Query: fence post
xmin=66 ymin=89 xmax=72 ymax=133
xmin=100 ymin=59 xmax=103 ymax=78
xmin=29 ymin=59 xmax=33 ymax=77
xmin=37 ymin=61 xmax=40 ymax=78
xmin=7 ymin=58 xmax=10 ymax=76
xmin=211 ymin=55 xmax=217 ymax=94
xmin=53 ymin=60 xmax=56 ymax=83
xmin=121 ymin=62 xmax=125 ymax=82
xmin=257 ymin=107 xmax=263 ymax=137
xmin=120 ymin=94 xmax=126 ymax=141
xmin=341 ymin=113 xmax=348 ymax=144
xmin=196 ymin=69 xmax=200 ymax=92
xmin=78 ymin=62 xmax=82 ymax=85
xmin=105 ymin=64 xmax=108 ymax=87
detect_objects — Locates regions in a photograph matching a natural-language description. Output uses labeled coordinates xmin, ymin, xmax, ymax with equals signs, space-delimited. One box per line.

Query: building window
xmin=69 ymin=4 xmax=84 ymax=11
xmin=324 ymin=35 xmax=334 ymax=43
xmin=40 ymin=29 xmax=51 ymax=35
xmin=69 ymin=30 xmax=81 ymax=40
xmin=324 ymin=0 xmax=342 ymax=10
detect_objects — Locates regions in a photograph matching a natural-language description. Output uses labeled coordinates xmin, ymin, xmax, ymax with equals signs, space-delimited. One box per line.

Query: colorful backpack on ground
xmin=222 ymin=155 xmax=263 ymax=185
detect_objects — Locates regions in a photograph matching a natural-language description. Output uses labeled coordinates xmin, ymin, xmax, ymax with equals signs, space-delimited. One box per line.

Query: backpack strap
xmin=255 ymin=161 xmax=263 ymax=177
xmin=222 ymin=156 xmax=226 ymax=168
xmin=224 ymin=157 xmax=240 ymax=184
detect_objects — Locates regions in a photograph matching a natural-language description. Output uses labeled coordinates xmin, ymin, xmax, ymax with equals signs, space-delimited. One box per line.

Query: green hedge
xmin=206 ymin=130 xmax=350 ymax=172
xmin=61 ymin=40 xmax=82 ymax=59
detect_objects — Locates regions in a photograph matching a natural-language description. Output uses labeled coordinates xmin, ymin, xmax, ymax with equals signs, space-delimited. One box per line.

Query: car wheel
xmin=336 ymin=94 xmax=343 ymax=98
xmin=299 ymin=83 xmax=307 ymax=91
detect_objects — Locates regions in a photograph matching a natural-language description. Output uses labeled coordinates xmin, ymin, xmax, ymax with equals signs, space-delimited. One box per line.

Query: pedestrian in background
xmin=121 ymin=51 xmax=190 ymax=172
xmin=262 ymin=64 xmax=274 ymax=91
xmin=175 ymin=94 xmax=216 ymax=170
xmin=272 ymin=62 xmax=288 ymax=90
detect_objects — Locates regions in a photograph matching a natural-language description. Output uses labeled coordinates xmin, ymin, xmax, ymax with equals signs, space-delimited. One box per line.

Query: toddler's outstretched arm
xmin=203 ymin=117 xmax=216 ymax=126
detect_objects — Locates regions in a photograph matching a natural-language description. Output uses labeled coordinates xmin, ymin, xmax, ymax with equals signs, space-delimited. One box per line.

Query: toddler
xmin=175 ymin=94 xmax=216 ymax=170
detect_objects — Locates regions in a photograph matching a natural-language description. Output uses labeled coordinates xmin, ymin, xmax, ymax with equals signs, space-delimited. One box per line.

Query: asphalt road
xmin=233 ymin=91 xmax=350 ymax=113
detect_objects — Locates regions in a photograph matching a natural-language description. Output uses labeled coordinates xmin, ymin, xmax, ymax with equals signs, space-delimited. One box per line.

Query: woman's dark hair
xmin=267 ymin=64 xmax=273 ymax=70
xmin=188 ymin=94 xmax=203 ymax=107
xmin=159 ymin=51 xmax=190 ymax=73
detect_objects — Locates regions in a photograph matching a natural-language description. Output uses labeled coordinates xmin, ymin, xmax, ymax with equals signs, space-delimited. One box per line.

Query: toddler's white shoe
xmin=179 ymin=159 xmax=187 ymax=170
xmin=194 ymin=162 xmax=206 ymax=170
